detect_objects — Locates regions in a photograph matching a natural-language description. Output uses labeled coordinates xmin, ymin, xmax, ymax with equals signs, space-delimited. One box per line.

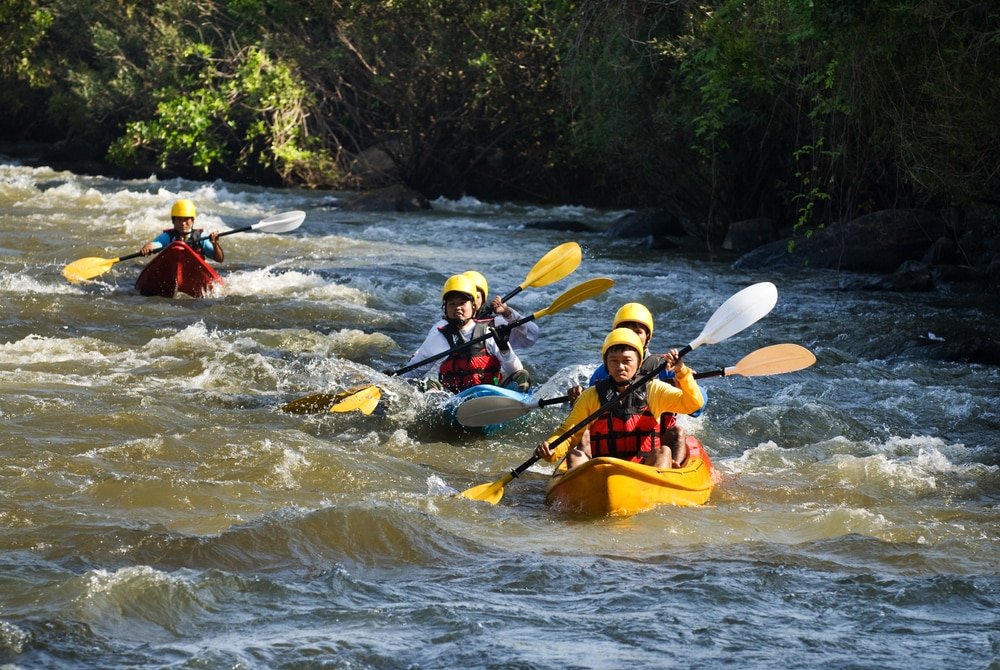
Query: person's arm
xmin=491 ymin=299 xmax=540 ymax=349
xmin=140 ymin=232 xmax=170 ymax=256
xmin=648 ymin=364 xmax=704 ymax=416
xmin=652 ymin=358 xmax=705 ymax=416
xmin=535 ymin=387 xmax=600 ymax=463
xmin=484 ymin=328 xmax=524 ymax=380
xmin=205 ymin=231 xmax=224 ymax=262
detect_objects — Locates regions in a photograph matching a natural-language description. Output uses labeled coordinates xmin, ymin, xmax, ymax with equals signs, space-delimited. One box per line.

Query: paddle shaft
xmin=387 ymin=312 xmax=536 ymax=376
xmin=506 ymin=341 xmax=768 ymax=477
xmin=499 ymin=286 xmax=522 ymax=304
xmin=507 ymin=357 xmax=674 ymax=479
xmin=215 ymin=224 xmax=259 ymax=239
xmin=517 ymin=368 xmax=727 ymax=411
xmin=117 ymin=250 xmax=149 ymax=263
xmin=135 ymin=223 xmax=273 ymax=258
xmin=121 ymin=224 xmax=259 ymax=261
xmin=388 ymin=276 xmax=611 ymax=376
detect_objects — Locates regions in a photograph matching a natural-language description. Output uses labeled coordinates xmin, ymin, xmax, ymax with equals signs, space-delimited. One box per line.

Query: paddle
xmin=388 ymin=276 xmax=614 ymax=377
xmin=458 ymin=281 xmax=779 ymax=504
xmin=498 ymin=241 xmax=581 ymax=304
xmin=454 ymin=342 xmax=816 ymax=427
xmin=280 ymin=241 xmax=583 ymax=414
xmin=63 ymin=210 xmax=306 ymax=283
xmin=280 ymin=277 xmax=615 ymax=415
xmin=279 ymin=384 xmax=383 ymax=415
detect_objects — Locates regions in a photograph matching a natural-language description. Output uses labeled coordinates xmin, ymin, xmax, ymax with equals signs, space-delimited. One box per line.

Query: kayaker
xmin=140 ymin=199 xmax=224 ymax=262
xmin=534 ymin=328 xmax=703 ymax=470
xmin=401 ymin=274 xmax=531 ymax=393
xmin=567 ymin=302 xmax=707 ymax=461
xmin=462 ymin=270 xmax=540 ymax=350
xmin=569 ymin=303 xmax=704 ymax=400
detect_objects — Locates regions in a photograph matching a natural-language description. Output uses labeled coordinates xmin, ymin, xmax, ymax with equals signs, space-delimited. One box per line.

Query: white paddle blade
xmin=455 ymin=396 xmax=534 ymax=427
xmin=254 ymin=210 xmax=305 ymax=233
xmin=688 ymin=282 xmax=778 ymax=351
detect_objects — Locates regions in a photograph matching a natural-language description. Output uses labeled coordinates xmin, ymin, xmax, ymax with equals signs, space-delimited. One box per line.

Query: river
xmin=1 ymin=159 xmax=998 ymax=669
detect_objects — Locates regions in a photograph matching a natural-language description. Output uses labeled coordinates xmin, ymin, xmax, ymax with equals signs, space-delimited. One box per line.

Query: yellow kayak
xmin=544 ymin=438 xmax=716 ymax=516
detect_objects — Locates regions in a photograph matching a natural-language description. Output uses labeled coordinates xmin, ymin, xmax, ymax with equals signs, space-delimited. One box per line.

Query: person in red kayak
xmin=401 ymin=274 xmax=530 ymax=393
xmin=140 ymin=199 xmax=224 ymax=262
xmin=534 ymin=327 xmax=703 ymax=470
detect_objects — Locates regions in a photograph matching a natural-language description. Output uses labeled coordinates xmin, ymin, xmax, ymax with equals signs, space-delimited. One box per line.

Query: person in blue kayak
xmin=535 ymin=328 xmax=703 ymax=470
xmin=565 ymin=302 xmax=706 ymax=466
xmin=401 ymin=274 xmax=531 ymax=393
xmin=139 ymin=199 xmax=224 ymax=262
xmin=462 ymin=270 xmax=540 ymax=351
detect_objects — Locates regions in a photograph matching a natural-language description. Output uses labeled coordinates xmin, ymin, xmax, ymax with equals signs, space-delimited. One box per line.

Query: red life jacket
xmin=588 ymin=377 xmax=677 ymax=462
xmin=437 ymin=320 xmax=502 ymax=393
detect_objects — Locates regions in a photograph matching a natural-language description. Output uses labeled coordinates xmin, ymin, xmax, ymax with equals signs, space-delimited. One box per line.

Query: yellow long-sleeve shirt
xmin=540 ymin=365 xmax=704 ymax=463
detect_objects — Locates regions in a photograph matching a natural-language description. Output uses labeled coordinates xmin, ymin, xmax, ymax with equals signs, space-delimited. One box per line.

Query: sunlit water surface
xmin=1 ymin=159 xmax=998 ymax=668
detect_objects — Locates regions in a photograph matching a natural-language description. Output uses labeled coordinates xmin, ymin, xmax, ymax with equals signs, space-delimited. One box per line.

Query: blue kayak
xmin=441 ymin=384 xmax=533 ymax=435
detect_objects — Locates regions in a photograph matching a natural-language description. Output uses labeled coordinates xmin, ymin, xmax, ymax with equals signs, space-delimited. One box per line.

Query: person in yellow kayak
xmin=140 ymin=199 xmax=224 ymax=262
xmin=401 ymin=274 xmax=531 ymax=393
xmin=462 ymin=270 xmax=540 ymax=351
xmin=567 ymin=302 xmax=707 ymax=460
xmin=535 ymin=327 xmax=703 ymax=470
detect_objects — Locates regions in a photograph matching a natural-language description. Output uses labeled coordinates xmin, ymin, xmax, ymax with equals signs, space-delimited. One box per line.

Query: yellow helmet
xmin=612 ymin=302 xmax=654 ymax=339
xmin=601 ymin=327 xmax=644 ymax=359
xmin=462 ymin=270 xmax=489 ymax=301
xmin=441 ymin=274 xmax=477 ymax=301
xmin=170 ymin=199 xmax=197 ymax=218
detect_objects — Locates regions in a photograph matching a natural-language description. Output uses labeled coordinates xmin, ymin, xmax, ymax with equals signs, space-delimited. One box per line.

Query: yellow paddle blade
xmin=531 ymin=277 xmax=614 ymax=320
xmin=329 ymin=385 xmax=382 ymax=415
xmin=63 ymin=256 xmax=121 ymax=283
xmin=279 ymin=392 xmax=341 ymax=414
xmin=458 ymin=472 xmax=514 ymax=504
xmin=521 ymin=241 xmax=582 ymax=289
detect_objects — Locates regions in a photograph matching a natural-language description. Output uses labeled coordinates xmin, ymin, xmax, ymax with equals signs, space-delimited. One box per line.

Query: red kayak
xmin=135 ymin=241 xmax=223 ymax=298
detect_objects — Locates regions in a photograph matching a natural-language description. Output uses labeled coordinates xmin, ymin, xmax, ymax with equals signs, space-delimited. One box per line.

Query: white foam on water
xmin=82 ymin=436 xmax=165 ymax=461
xmin=0 ymin=619 xmax=30 ymax=655
xmin=0 ymin=270 xmax=84 ymax=295
xmin=725 ymin=439 xmax=808 ymax=474
xmin=0 ymin=333 xmax=115 ymax=364
xmin=141 ymin=321 xmax=220 ymax=356
xmin=220 ymin=266 xmax=369 ymax=303
xmin=269 ymin=441 xmax=311 ymax=490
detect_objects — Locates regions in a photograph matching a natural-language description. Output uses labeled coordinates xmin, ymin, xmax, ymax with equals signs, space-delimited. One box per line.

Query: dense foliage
xmin=1 ymin=0 xmax=997 ymax=231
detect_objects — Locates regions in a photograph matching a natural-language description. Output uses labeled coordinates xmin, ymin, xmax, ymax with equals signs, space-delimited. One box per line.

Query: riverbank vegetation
xmin=1 ymin=0 xmax=997 ymax=234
